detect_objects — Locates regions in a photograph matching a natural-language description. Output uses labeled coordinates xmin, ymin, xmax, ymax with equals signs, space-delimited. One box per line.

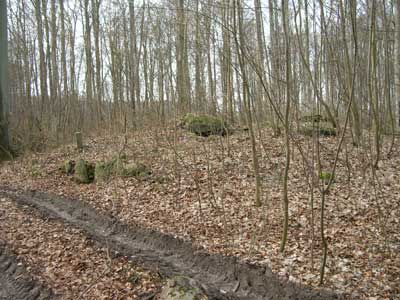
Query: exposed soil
xmin=0 ymin=196 xmax=161 ymax=300
xmin=0 ymin=186 xmax=340 ymax=300
xmin=0 ymin=243 xmax=54 ymax=300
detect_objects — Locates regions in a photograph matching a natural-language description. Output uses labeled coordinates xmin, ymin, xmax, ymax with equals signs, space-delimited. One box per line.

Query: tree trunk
xmin=83 ymin=0 xmax=94 ymax=126
xmin=194 ymin=0 xmax=204 ymax=113
xmin=176 ymin=0 xmax=191 ymax=114
xmin=92 ymin=0 xmax=102 ymax=124
xmin=280 ymin=0 xmax=291 ymax=253
xmin=129 ymin=0 xmax=137 ymax=128
xmin=234 ymin=0 xmax=262 ymax=207
xmin=0 ymin=0 xmax=10 ymax=157
xmin=396 ymin=0 xmax=400 ymax=127
xmin=34 ymin=0 xmax=48 ymax=121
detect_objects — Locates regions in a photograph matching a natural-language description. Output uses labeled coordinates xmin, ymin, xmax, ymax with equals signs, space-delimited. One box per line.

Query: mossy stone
xmin=95 ymin=162 xmax=111 ymax=182
xmin=182 ymin=114 xmax=231 ymax=137
xmin=319 ymin=127 xmax=336 ymax=136
xmin=300 ymin=114 xmax=327 ymax=123
xmin=74 ymin=159 xmax=90 ymax=183
xmin=299 ymin=122 xmax=336 ymax=137
xmin=123 ymin=163 xmax=151 ymax=178
xmin=159 ymin=276 xmax=208 ymax=300
xmin=63 ymin=160 xmax=75 ymax=174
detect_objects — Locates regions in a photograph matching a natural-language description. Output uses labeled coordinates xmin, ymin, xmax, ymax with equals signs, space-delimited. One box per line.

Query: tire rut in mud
xmin=0 ymin=186 xmax=341 ymax=300
xmin=0 ymin=243 xmax=55 ymax=300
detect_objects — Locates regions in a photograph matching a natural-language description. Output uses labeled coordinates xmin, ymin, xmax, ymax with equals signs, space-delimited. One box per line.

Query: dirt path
xmin=0 ymin=196 xmax=161 ymax=299
xmin=0 ymin=186 xmax=341 ymax=300
xmin=0 ymin=243 xmax=54 ymax=300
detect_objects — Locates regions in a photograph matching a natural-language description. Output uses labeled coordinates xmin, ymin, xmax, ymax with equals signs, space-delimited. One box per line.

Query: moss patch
xmin=159 ymin=276 xmax=208 ymax=300
xmin=29 ymin=164 xmax=42 ymax=178
xmin=113 ymin=157 xmax=125 ymax=176
xmin=319 ymin=171 xmax=334 ymax=182
xmin=73 ymin=159 xmax=95 ymax=184
xmin=181 ymin=114 xmax=231 ymax=137
xmin=63 ymin=160 xmax=75 ymax=175
xmin=123 ymin=163 xmax=151 ymax=178
xmin=61 ymin=155 xmax=149 ymax=183
xmin=94 ymin=157 xmax=126 ymax=182
xmin=94 ymin=161 xmax=112 ymax=182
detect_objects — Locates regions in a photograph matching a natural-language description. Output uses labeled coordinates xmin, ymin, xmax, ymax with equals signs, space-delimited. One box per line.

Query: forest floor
xmin=0 ymin=126 xmax=399 ymax=299
xmin=0 ymin=186 xmax=338 ymax=300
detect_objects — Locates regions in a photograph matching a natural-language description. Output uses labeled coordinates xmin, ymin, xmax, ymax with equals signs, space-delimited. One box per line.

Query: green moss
xmin=74 ymin=159 xmax=89 ymax=183
xmin=63 ymin=160 xmax=75 ymax=174
xmin=94 ymin=162 xmax=111 ymax=182
xmin=160 ymin=276 xmax=208 ymax=300
xmin=73 ymin=159 xmax=94 ymax=184
xmin=30 ymin=164 xmax=41 ymax=178
xmin=94 ymin=157 xmax=126 ymax=182
xmin=319 ymin=171 xmax=334 ymax=182
xmin=123 ymin=163 xmax=151 ymax=178
xmin=113 ymin=157 xmax=125 ymax=176
xmin=127 ymin=273 xmax=140 ymax=284
xmin=182 ymin=113 xmax=197 ymax=125
xmin=319 ymin=127 xmax=336 ymax=136
xmin=182 ymin=114 xmax=231 ymax=137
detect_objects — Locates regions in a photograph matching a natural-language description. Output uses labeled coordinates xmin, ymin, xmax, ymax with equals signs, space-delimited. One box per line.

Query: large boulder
xmin=299 ymin=121 xmax=336 ymax=137
xmin=299 ymin=114 xmax=336 ymax=136
xmin=181 ymin=114 xmax=230 ymax=137
xmin=300 ymin=114 xmax=327 ymax=123
xmin=159 ymin=276 xmax=208 ymax=300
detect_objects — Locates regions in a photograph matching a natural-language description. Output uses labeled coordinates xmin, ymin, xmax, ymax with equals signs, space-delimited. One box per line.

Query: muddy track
xmin=0 ymin=186 xmax=340 ymax=300
xmin=0 ymin=242 xmax=54 ymax=300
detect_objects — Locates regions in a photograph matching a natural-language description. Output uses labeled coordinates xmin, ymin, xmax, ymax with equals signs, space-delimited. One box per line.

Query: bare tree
xmin=83 ymin=0 xmax=94 ymax=126
xmin=34 ymin=0 xmax=48 ymax=121
xmin=234 ymin=0 xmax=262 ymax=207
xmin=92 ymin=0 xmax=102 ymax=124
xmin=280 ymin=0 xmax=291 ymax=253
xmin=176 ymin=0 xmax=191 ymax=114
xmin=0 ymin=0 xmax=10 ymax=158
xmin=396 ymin=0 xmax=400 ymax=127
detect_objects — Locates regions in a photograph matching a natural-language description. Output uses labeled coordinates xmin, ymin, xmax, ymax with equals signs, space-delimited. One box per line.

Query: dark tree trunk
xmin=0 ymin=0 xmax=10 ymax=158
